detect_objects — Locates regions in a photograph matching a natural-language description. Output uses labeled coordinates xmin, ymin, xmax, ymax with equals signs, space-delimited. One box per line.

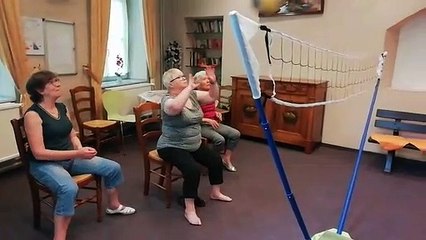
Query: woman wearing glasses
xmin=157 ymin=68 xmax=232 ymax=226
xmin=24 ymin=70 xmax=135 ymax=240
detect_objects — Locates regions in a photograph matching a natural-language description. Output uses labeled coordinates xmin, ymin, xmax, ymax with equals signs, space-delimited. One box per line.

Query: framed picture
xmin=256 ymin=0 xmax=325 ymax=17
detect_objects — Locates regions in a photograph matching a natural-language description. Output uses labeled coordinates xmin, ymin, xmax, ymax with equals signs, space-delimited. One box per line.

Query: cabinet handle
xmin=243 ymin=105 xmax=257 ymax=116
xmin=283 ymin=111 xmax=297 ymax=124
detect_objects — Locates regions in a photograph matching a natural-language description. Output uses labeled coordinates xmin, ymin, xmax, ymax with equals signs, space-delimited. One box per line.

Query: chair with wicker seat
xmin=10 ymin=118 xmax=102 ymax=229
xmin=69 ymin=86 xmax=121 ymax=152
xmin=133 ymin=102 xmax=182 ymax=208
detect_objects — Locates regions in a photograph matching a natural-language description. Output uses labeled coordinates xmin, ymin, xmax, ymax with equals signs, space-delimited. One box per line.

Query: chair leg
xmin=165 ymin=165 xmax=172 ymax=208
xmin=116 ymin=124 xmax=122 ymax=152
xmin=158 ymin=166 xmax=166 ymax=187
xmin=31 ymin=188 xmax=41 ymax=229
xmin=95 ymin=176 xmax=103 ymax=222
xmin=119 ymin=121 xmax=124 ymax=145
xmin=143 ymin=167 xmax=150 ymax=196
xmin=95 ymin=130 xmax=101 ymax=152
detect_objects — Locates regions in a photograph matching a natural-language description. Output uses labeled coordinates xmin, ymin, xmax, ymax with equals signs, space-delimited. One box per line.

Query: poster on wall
xmin=22 ymin=17 xmax=45 ymax=55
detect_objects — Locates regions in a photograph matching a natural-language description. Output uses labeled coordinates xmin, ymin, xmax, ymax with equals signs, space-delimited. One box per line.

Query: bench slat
xmin=377 ymin=109 xmax=426 ymax=122
xmin=375 ymin=120 xmax=426 ymax=134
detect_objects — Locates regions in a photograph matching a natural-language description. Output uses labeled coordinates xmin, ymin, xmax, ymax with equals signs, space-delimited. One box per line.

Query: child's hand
xmin=215 ymin=111 xmax=222 ymax=122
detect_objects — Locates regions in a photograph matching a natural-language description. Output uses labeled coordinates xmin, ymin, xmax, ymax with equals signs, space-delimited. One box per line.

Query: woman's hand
xmin=206 ymin=66 xmax=217 ymax=83
xmin=78 ymin=147 xmax=97 ymax=159
xmin=205 ymin=118 xmax=220 ymax=129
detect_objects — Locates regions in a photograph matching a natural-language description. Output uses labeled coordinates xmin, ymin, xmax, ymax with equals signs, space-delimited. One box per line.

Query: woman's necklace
xmin=38 ymin=103 xmax=60 ymax=120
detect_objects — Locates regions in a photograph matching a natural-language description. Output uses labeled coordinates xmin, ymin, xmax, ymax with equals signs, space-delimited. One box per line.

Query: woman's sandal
xmin=184 ymin=212 xmax=202 ymax=226
xmin=106 ymin=204 xmax=136 ymax=215
xmin=210 ymin=194 xmax=232 ymax=202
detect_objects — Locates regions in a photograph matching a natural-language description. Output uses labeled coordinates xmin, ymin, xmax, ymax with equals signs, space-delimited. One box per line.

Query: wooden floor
xmin=0 ymin=136 xmax=425 ymax=240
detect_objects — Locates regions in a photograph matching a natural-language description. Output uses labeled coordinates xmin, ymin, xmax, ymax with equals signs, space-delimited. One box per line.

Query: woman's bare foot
xmin=184 ymin=210 xmax=202 ymax=226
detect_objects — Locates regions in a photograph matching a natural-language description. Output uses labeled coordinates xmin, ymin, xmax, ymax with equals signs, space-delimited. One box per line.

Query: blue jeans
xmin=201 ymin=123 xmax=241 ymax=152
xmin=29 ymin=156 xmax=123 ymax=216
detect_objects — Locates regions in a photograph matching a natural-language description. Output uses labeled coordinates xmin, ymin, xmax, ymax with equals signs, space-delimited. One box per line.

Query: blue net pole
xmin=336 ymin=55 xmax=384 ymax=233
xmin=230 ymin=12 xmax=311 ymax=240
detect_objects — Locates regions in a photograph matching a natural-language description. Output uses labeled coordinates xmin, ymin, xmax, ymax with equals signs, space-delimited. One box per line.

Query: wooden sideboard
xmin=230 ymin=75 xmax=327 ymax=154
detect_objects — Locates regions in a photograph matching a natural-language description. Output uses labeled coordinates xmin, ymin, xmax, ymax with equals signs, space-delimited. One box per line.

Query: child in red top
xmin=194 ymin=67 xmax=240 ymax=172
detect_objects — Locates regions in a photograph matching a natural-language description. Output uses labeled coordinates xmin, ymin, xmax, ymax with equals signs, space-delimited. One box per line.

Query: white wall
xmin=392 ymin=15 xmax=426 ymax=91
xmin=164 ymin=0 xmax=426 ymax=161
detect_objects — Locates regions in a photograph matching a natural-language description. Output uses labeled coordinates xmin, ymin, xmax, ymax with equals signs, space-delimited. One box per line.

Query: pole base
xmin=312 ymin=228 xmax=353 ymax=240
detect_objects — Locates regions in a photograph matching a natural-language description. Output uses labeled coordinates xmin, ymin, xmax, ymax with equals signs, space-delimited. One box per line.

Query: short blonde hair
xmin=193 ymin=70 xmax=207 ymax=84
xmin=162 ymin=68 xmax=182 ymax=89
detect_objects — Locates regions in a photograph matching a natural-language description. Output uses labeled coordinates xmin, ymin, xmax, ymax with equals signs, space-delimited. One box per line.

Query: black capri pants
xmin=157 ymin=144 xmax=223 ymax=198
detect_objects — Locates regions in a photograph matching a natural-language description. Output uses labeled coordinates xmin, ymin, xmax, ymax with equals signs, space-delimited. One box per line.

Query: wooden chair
xmin=10 ymin=118 xmax=103 ymax=229
xmin=218 ymin=85 xmax=232 ymax=124
xmin=69 ymin=86 xmax=121 ymax=152
xmin=133 ymin=102 xmax=182 ymax=208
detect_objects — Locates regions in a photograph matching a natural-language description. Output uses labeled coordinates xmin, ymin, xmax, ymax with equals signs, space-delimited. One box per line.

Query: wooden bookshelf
xmin=184 ymin=16 xmax=223 ymax=84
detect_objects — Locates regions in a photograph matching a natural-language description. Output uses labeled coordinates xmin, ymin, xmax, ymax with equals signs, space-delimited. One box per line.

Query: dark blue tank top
xmin=26 ymin=103 xmax=73 ymax=155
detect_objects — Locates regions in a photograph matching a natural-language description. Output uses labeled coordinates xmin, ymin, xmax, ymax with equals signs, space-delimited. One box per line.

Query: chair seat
xmin=148 ymin=150 xmax=164 ymax=162
xmin=72 ymin=174 xmax=95 ymax=184
xmin=83 ymin=120 xmax=117 ymax=128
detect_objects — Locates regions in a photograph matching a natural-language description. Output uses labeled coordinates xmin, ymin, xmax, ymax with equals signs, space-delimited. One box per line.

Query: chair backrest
xmin=70 ymin=86 xmax=96 ymax=131
xmin=103 ymin=90 xmax=138 ymax=117
xmin=10 ymin=118 xmax=32 ymax=171
xmin=219 ymin=85 xmax=232 ymax=110
xmin=133 ymin=102 xmax=162 ymax=158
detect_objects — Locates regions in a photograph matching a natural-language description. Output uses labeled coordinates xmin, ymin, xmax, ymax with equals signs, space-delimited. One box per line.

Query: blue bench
xmin=368 ymin=109 xmax=426 ymax=173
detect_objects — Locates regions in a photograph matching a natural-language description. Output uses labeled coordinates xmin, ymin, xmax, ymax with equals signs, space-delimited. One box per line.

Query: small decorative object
xmin=115 ymin=54 xmax=124 ymax=78
xmin=165 ymin=41 xmax=182 ymax=70
xmin=254 ymin=0 xmax=325 ymax=17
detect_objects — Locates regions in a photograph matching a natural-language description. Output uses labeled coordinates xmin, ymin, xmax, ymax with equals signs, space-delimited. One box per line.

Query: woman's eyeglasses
xmin=170 ymin=75 xmax=186 ymax=83
xmin=49 ymin=78 xmax=61 ymax=84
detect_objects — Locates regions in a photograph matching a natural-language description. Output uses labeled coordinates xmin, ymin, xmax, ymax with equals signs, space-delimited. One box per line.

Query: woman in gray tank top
xmin=157 ymin=67 xmax=232 ymax=226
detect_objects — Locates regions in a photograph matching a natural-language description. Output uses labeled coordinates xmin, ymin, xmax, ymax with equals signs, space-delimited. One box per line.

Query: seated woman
xmin=194 ymin=69 xmax=241 ymax=172
xmin=24 ymin=71 xmax=135 ymax=240
xmin=157 ymin=68 xmax=232 ymax=226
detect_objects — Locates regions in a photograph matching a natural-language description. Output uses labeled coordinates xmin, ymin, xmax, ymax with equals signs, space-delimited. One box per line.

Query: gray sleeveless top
xmin=157 ymin=91 xmax=203 ymax=152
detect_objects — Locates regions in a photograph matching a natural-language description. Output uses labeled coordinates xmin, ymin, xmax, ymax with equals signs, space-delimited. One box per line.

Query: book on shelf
xmin=192 ymin=19 xmax=223 ymax=33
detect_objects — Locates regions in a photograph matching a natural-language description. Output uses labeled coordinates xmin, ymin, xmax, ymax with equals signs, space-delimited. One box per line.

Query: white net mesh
xmin=230 ymin=11 xmax=385 ymax=107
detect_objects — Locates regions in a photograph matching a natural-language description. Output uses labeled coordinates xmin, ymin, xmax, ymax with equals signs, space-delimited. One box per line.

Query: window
xmin=103 ymin=0 xmax=148 ymax=88
xmin=0 ymin=60 xmax=17 ymax=103
xmin=392 ymin=15 xmax=426 ymax=91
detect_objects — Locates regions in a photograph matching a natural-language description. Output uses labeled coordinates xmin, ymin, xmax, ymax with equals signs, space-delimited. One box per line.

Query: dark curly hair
xmin=26 ymin=70 xmax=57 ymax=103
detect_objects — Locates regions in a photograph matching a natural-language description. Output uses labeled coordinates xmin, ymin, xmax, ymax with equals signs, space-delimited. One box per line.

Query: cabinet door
xmin=272 ymin=94 xmax=309 ymax=144
xmin=233 ymin=89 xmax=273 ymax=138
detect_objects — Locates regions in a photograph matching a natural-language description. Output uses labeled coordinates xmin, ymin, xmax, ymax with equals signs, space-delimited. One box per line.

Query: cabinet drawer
xmin=275 ymin=83 xmax=309 ymax=96
xmin=236 ymin=79 xmax=272 ymax=91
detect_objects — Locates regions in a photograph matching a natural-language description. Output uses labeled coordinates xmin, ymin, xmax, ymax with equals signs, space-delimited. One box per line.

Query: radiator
xmin=0 ymin=103 xmax=21 ymax=170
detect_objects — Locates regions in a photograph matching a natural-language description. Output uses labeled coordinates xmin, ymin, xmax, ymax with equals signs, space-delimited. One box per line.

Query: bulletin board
xmin=22 ymin=17 xmax=45 ymax=55
xmin=44 ymin=19 xmax=77 ymax=75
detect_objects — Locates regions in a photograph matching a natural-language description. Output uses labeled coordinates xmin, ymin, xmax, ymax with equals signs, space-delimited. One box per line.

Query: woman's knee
xmin=230 ymin=128 xmax=241 ymax=140
xmin=212 ymin=134 xmax=226 ymax=146
xmin=108 ymin=160 xmax=122 ymax=175
xmin=184 ymin=165 xmax=201 ymax=180
xmin=57 ymin=181 xmax=78 ymax=199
